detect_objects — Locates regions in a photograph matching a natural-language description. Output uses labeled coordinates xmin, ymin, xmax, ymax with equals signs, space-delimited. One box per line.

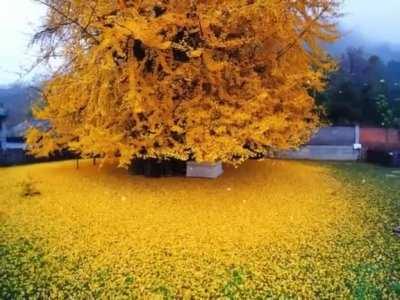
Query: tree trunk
xmin=129 ymin=158 xmax=187 ymax=177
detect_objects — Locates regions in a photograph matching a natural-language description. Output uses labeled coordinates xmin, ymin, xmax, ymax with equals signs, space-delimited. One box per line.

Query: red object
xmin=360 ymin=128 xmax=400 ymax=150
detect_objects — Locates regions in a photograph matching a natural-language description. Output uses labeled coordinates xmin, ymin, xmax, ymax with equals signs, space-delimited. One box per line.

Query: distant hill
xmin=0 ymin=84 xmax=38 ymax=129
xmin=328 ymin=28 xmax=400 ymax=62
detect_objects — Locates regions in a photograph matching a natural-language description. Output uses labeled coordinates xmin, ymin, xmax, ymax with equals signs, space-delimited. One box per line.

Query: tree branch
xmin=34 ymin=0 xmax=100 ymax=44
xmin=276 ymin=5 xmax=330 ymax=60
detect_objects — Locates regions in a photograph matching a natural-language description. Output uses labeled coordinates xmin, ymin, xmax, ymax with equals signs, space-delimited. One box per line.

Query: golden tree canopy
xmin=27 ymin=0 xmax=340 ymax=166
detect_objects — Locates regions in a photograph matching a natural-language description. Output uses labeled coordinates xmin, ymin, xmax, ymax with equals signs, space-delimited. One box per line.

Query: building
xmin=0 ymin=119 xmax=49 ymax=166
xmin=360 ymin=127 xmax=400 ymax=167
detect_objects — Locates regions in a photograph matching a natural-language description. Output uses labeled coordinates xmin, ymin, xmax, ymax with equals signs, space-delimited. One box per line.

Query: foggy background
xmin=334 ymin=0 xmax=400 ymax=61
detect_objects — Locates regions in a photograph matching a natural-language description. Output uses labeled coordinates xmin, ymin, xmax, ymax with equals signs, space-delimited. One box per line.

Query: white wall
xmin=280 ymin=146 xmax=361 ymax=161
xmin=5 ymin=142 xmax=26 ymax=150
xmin=0 ymin=120 xmax=6 ymax=150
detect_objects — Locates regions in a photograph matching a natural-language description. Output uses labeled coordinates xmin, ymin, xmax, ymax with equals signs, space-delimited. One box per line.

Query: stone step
xmin=186 ymin=162 xmax=223 ymax=179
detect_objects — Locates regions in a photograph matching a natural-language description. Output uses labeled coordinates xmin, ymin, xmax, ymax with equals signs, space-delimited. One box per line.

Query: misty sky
xmin=1 ymin=0 xmax=400 ymax=84
xmin=0 ymin=0 xmax=46 ymax=84
xmin=342 ymin=0 xmax=400 ymax=42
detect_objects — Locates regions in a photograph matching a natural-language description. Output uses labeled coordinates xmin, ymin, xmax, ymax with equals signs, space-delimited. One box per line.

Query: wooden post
xmin=76 ymin=158 xmax=79 ymax=169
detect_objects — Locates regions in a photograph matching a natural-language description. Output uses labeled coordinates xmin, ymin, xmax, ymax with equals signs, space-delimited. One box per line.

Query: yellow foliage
xmin=1 ymin=160 xmax=399 ymax=298
xmin=27 ymin=0 xmax=341 ymax=165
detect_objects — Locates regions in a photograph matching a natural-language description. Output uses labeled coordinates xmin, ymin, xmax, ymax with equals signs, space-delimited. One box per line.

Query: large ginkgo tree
xmin=27 ymin=0 xmax=341 ymax=166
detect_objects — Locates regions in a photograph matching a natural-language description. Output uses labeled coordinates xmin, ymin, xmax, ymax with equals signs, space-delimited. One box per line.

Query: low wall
xmin=280 ymin=145 xmax=361 ymax=161
xmin=309 ymin=127 xmax=357 ymax=146
xmin=0 ymin=148 xmax=78 ymax=167
xmin=278 ymin=126 xmax=360 ymax=161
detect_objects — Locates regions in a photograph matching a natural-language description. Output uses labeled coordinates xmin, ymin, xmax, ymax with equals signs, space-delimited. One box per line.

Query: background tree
xmin=27 ymin=0 xmax=341 ymax=166
xmin=319 ymin=48 xmax=400 ymax=128
xmin=376 ymin=94 xmax=400 ymax=128
xmin=387 ymin=60 xmax=400 ymax=102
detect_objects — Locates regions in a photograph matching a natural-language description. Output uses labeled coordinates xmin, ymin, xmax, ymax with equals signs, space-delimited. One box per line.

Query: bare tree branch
xmin=33 ymin=0 xmax=100 ymax=44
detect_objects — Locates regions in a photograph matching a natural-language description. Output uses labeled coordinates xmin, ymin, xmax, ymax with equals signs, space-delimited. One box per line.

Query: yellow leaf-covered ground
xmin=1 ymin=160 xmax=399 ymax=298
